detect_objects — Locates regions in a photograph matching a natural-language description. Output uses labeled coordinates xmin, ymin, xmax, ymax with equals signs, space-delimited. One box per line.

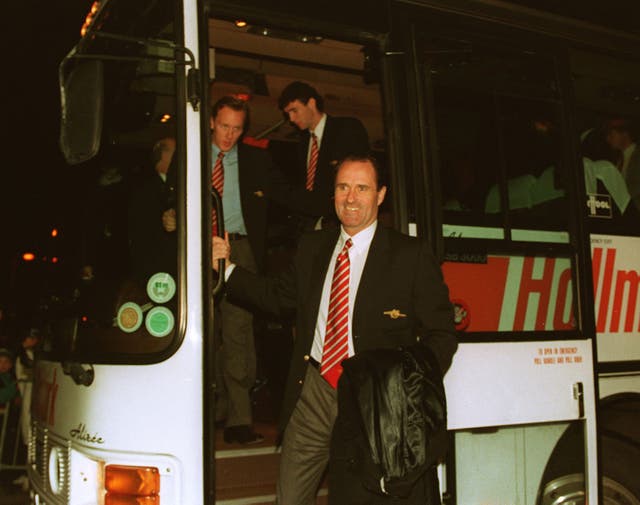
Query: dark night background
xmin=2 ymin=2 xmax=90 ymax=330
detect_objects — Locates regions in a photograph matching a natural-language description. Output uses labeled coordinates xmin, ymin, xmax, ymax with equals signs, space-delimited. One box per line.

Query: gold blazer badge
xmin=383 ymin=309 xmax=407 ymax=319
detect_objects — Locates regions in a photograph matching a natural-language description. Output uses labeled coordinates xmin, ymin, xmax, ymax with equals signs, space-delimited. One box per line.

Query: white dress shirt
xmin=310 ymin=221 xmax=377 ymax=362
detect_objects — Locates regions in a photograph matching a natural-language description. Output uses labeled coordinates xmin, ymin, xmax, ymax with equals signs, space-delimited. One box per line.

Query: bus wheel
xmin=539 ymin=436 xmax=640 ymax=505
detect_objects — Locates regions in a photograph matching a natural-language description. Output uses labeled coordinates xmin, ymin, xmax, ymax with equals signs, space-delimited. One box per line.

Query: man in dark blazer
xmin=213 ymin=155 xmax=457 ymax=504
xmin=278 ymin=81 xmax=370 ymax=230
xmin=208 ymin=96 xmax=276 ymax=444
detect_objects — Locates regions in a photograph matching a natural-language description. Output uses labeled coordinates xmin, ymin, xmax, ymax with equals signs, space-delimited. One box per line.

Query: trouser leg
xmin=276 ymin=365 xmax=337 ymax=505
xmin=220 ymin=237 xmax=257 ymax=427
xmin=221 ymin=295 xmax=256 ymax=427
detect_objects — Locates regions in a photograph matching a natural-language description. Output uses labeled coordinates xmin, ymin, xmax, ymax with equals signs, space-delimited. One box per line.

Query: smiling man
xmin=213 ymin=155 xmax=457 ymax=504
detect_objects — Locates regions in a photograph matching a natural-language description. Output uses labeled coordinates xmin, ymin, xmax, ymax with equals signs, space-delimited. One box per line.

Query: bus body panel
xmin=30 ymin=325 xmax=204 ymax=504
xmin=445 ymin=341 xmax=594 ymax=430
xmin=454 ymin=423 xmax=569 ymax=505
xmin=591 ymin=234 xmax=640 ymax=363
xmin=599 ymin=374 xmax=640 ymax=398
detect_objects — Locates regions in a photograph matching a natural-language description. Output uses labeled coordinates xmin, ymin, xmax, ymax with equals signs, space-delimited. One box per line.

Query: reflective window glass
xmin=422 ymin=35 xmax=569 ymax=242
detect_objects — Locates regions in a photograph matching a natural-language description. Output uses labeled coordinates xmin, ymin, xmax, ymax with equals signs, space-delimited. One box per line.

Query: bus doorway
xmin=206 ymin=16 xmax=389 ymax=503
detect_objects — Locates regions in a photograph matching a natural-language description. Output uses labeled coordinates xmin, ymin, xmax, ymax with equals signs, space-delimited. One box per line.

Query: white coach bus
xmin=29 ymin=0 xmax=640 ymax=503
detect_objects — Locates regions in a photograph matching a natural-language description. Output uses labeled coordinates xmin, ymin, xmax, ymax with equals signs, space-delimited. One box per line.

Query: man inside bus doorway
xmin=278 ymin=81 xmax=370 ymax=232
xmin=209 ymin=95 xmax=277 ymax=444
xmin=213 ymin=155 xmax=457 ymax=503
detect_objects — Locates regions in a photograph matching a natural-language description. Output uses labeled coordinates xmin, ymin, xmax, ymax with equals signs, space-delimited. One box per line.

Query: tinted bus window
xmin=422 ymin=35 xmax=569 ymax=242
xmin=571 ymin=49 xmax=640 ymax=237
xmin=43 ymin=0 xmax=181 ymax=361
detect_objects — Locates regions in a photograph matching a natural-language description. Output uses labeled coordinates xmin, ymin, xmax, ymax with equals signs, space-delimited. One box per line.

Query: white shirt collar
xmin=339 ymin=220 xmax=377 ymax=253
xmin=311 ymin=113 xmax=327 ymax=145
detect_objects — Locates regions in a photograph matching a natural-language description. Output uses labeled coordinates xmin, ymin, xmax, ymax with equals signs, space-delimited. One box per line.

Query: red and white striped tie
xmin=320 ymin=238 xmax=352 ymax=388
xmin=211 ymin=151 xmax=224 ymax=236
xmin=306 ymin=132 xmax=319 ymax=191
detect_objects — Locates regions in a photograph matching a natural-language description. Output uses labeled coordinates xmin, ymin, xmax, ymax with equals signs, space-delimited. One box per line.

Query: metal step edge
xmin=216 ymin=446 xmax=281 ymax=459
xmin=215 ymin=487 xmax=327 ymax=505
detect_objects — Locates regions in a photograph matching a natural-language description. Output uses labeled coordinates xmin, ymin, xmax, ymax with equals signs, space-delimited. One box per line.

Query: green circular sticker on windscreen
xmin=145 ymin=306 xmax=175 ymax=338
xmin=117 ymin=302 xmax=143 ymax=333
xmin=146 ymin=272 xmax=176 ymax=304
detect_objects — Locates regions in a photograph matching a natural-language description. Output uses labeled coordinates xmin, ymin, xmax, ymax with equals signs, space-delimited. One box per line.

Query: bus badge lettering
xmin=147 ymin=272 xmax=176 ymax=304
xmin=586 ymin=194 xmax=612 ymax=218
xmin=70 ymin=423 xmax=105 ymax=444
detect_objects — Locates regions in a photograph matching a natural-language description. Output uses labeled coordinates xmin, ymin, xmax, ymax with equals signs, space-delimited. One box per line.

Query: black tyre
xmin=539 ymin=432 xmax=640 ymax=505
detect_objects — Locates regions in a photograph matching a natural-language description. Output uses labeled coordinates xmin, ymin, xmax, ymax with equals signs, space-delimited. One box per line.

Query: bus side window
xmin=422 ymin=34 xmax=568 ymax=238
xmin=487 ymin=102 xmax=567 ymax=229
xmin=571 ymin=49 xmax=640 ymax=236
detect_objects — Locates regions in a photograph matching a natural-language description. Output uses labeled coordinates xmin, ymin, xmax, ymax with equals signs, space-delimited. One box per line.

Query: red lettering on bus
xmin=514 ymin=257 xmax=555 ymax=330
xmin=610 ymin=269 xmax=640 ymax=332
xmin=592 ymin=246 xmax=640 ymax=333
xmin=594 ymin=248 xmax=616 ymax=333
xmin=553 ymin=268 xmax=574 ymax=330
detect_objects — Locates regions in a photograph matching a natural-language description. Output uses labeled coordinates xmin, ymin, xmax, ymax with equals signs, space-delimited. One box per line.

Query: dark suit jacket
xmin=225 ymin=224 xmax=457 ymax=435
xmin=285 ymin=115 xmax=370 ymax=225
xmin=235 ymin=142 xmax=275 ymax=271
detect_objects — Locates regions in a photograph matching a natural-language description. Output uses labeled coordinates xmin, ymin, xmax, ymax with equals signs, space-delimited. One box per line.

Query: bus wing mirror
xmin=59 ymin=58 xmax=104 ymax=165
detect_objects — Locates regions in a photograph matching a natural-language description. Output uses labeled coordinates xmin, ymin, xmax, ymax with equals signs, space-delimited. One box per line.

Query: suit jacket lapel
xmin=353 ymin=226 xmax=390 ymax=332
xmin=236 ymin=144 xmax=250 ymax=215
xmin=317 ymin=115 xmax=333 ymax=170
xmin=298 ymin=131 xmax=310 ymax=185
xmin=306 ymin=230 xmax=340 ymax=323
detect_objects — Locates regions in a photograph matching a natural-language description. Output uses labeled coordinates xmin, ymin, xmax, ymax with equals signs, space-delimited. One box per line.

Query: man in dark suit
xmin=213 ymin=155 xmax=457 ymax=503
xmin=278 ymin=81 xmax=370 ymax=230
xmin=209 ymin=96 xmax=277 ymax=444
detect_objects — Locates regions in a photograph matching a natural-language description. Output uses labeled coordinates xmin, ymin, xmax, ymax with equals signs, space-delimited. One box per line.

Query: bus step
xmin=215 ymin=423 xmax=327 ymax=503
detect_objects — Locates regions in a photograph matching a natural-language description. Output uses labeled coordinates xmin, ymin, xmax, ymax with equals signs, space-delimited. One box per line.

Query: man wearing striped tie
xmin=209 ymin=96 xmax=277 ymax=445
xmin=278 ymin=81 xmax=370 ymax=232
xmin=213 ymin=155 xmax=457 ymax=504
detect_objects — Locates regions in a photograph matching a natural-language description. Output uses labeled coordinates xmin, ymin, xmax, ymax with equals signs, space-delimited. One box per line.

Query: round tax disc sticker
xmin=145 ymin=306 xmax=175 ymax=338
xmin=117 ymin=302 xmax=143 ymax=333
xmin=146 ymin=272 xmax=176 ymax=304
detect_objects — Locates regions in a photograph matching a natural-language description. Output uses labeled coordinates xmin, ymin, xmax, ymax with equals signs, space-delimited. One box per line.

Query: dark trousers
xmin=216 ymin=237 xmax=258 ymax=427
xmin=276 ymin=364 xmax=337 ymax=505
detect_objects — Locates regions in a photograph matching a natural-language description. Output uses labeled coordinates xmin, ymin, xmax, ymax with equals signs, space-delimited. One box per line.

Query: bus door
xmin=203 ymin=3 xmax=392 ymax=502
xmin=398 ymin=10 xmax=600 ymax=505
